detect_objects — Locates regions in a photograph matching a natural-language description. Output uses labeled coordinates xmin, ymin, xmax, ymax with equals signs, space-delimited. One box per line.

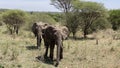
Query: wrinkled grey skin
xmin=56 ymin=26 xmax=69 ymax=40
xmin=32 ymin=22 xmax=69 ymax=66
xmin=32 ymin=22 xmax=69 ymax=48
xmin=42 ymin=25 xmax=63 ymax=67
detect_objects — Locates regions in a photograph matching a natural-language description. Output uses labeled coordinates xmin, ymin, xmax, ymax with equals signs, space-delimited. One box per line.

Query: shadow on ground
xmin=68 ymin=36 xmax=95 ymax=40
xmin=36 ymin=56 xmax=54 ymax=66
xmin=26 ymin=45 xmax=38 ymax=50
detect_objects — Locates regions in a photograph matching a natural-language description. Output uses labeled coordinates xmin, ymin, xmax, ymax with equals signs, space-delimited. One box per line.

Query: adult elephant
xmin=32 ymin=22 xmax=69 ymax=66
xmin=42 ymin=25 xmax=66 ymax=67
xmin=32 ymin=22 xmax=69 ymax=48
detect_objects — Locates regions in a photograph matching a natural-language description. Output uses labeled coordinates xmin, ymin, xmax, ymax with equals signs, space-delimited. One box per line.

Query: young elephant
xmin=42 ymin=25 xmax=63 ymax=67
xmin=32 ymin=22 xmax=48 ymax=48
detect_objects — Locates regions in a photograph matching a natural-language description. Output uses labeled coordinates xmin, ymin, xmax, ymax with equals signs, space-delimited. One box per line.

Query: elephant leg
xmin=44 ymin=43 xmax=49 ymax=59
xmin=49 ymin=43 xmax=55 ymax=60
xmin=60 ymin=44 xmax=63 ymax=60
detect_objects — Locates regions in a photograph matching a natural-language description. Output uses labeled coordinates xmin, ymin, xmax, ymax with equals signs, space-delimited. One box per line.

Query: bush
xmin=109 ymin=9 xmax=120 ymax=30
xmin=89 ymin=17 xmax=112 ymax=34
xmin=25 ymin=12 xmax=57 ymax=30
xmin=2 ymin=10 xmax=27 ymax=35
xmin=0 ymin=65 xmax=4 ymax=68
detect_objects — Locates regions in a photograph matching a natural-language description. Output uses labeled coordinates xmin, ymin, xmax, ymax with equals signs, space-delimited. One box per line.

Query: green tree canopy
xmin=26 ymin=12 xmax=57 ymax=30
xmin=73 ymin=1 xmax=108 ymax=38
xmin=109 ymin=9 xmax=120 ymax=30
xmin=90 ymin=17 xmax=112 ymax=33
xmin=2 ymin=10 xmax=27 ymax=35
xmin=51 ymin=0 xmax=109 ymax=38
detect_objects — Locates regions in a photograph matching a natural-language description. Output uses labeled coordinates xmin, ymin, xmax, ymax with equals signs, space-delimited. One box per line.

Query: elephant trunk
xmin=55 ymin=35 xmax=63 ymax=67
xmin=55 ymin=42 xmax=60 ymax=67
xmin=36 ymin=32 xmax=42 ymax=48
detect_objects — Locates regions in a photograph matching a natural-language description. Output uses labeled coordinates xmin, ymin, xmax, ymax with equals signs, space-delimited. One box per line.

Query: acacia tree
xmin=51 ymin=0 xmax=73 ymax=13
xmin=51 ymin=0 xmax=81 ymax=38
xmin=51 ymin=0 xmax=73 ymax=27
xmin=2 ymin=10 xmax=27 ymax=35
xmin=66 ymin=11 xmax=81 ymax=38
xmin=80 ymin=12 xmax=101 ymax=38
xmin=74 ymin=1 xmax=108 ymax=38
xmin=109 ymin=9 xmax=120 ymax=30
xmin=51 ymin=0 xmax=108 ymax=38
xmin=90 ymin=17 xmax=111 ymax=33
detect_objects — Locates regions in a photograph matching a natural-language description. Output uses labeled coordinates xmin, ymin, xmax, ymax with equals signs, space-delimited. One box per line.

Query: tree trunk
xmin=13 ymin=26 xmax=19 ymax=35
xmin=72 ymin=32 xmax=76 ymax=39
xmin=7 ymin=26 xmax=13 ymax=35
xmin=10 ymin=29 xmax=13 ymax=35
xmin=96 ymin=38 xmax=99 ymax=45
xmin=83 ymin=28 xmax=87 ymax=39
xmin=13 ymin=26 xmax=16 ymax=34
xmin=16 ymin=26 xmax=19 ymax=35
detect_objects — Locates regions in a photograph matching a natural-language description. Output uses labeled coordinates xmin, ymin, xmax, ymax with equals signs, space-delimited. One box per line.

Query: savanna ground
xmin=0 ymin=25 xmax=120 ymax=68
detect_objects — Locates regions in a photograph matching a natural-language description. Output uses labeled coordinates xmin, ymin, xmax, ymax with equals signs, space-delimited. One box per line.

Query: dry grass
xmin=0 ymin=26 xmax=120 ymax=68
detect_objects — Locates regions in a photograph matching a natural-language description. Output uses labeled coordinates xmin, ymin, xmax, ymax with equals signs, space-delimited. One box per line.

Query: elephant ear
xmin=54 ymin=25 xmax=69 ymax=40
xmin=61 ymin=26 xmax=69 ymax=40
xmin=32 ymin=22 xmax=38 ymax=37
xmin=41 ymin=23 xmax=49 ymax=29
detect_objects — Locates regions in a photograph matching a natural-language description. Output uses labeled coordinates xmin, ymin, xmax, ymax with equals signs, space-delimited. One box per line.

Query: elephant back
xmin=44 ymin=25 xmax=62 ymax=40
xmin=54 ymin=25 xmax=69 ymax=40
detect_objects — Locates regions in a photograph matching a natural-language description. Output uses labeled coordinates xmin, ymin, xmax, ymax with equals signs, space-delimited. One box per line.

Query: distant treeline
xmin=0 ymin=8 xmax=120 ymax=38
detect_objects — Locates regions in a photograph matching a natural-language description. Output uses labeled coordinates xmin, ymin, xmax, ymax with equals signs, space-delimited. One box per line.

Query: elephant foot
xmin=59 ymin=58 xmax=62 ymax=61
xmin=55 ymin=62 xmax=59 ymax=67
xmin=44 ymin=55 xmax=48 ymax=59
xmin=49 ymin=56 xmax=53 ymax=61
xmin=60 ymin=56 xmax=63 ymax=61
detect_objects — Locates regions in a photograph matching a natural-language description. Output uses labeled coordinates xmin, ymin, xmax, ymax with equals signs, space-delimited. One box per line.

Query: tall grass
xmin=0 ymin=25 xmax=120 ymax=68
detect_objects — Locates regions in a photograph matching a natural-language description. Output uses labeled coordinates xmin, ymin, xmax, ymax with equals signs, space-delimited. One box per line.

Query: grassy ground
xmin=0 ymin=26 xmax=120 ymax=68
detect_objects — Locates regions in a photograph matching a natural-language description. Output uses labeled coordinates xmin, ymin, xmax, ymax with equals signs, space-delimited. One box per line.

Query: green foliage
xmin=89 ymin=18 xmax=112 ymax=34
xmin=47 ymin=12 xmax=63 ymax=22
xmin=25 ymin=12 xmax=57 ymax=30
xmin=51 ymin=0 xmax=82 ymax=38
xmin=3 ymin=10 xmax=27 ymax=26
xmin=30 ymin=12 xmax=56 ymax=24
xmin=73 ymin=1 xmax=108 ymax=38
xmin=73 ymin=1 xmax=108 ymax=17
xmin=0 ymin=14 xmax=3 ymax=26
xmin=0 ymin=65 xmax=4 ymax=68
xmin=66 ymin=12 xmax=81 ymax=38
xmin=2 ymin=10 xmax=27 ymax=35
xmin=51 ymin=0 xmax=109 ymax=38
xmin=109 ymin=9 xmax=120 ymax=30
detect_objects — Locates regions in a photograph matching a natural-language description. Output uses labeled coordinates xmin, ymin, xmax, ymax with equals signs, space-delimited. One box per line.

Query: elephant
xmin=32 ymin=22 xmax=69 ymax=48
xmin=42 ymin=25 xmax=64 ymax=67
xmin=32 ymin=22 xmax=48 ymax=48
xmin=32 ymin=22 xmax=69 ymax=66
